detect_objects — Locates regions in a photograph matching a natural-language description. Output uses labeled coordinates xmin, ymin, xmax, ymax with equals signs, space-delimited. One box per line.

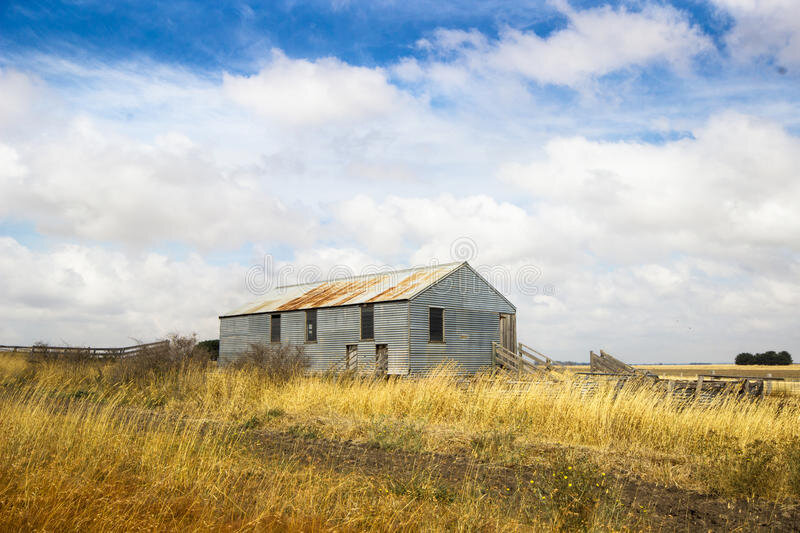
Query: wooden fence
xmin=0 ymin=340 xmax=170 ymax=359
xmin=491 ymin=343 xmax=780 ymax=400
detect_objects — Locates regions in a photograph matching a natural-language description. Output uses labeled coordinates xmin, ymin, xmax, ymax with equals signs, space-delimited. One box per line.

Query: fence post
xmin=491 ymin=343 xmax=496 ymax=370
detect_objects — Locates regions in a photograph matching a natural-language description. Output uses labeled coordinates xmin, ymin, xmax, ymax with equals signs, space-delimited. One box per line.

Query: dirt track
xmin=250 ymin=428 xmax=800 ymax=532
xmin=49 ymin=399 xmax=800 ymax=531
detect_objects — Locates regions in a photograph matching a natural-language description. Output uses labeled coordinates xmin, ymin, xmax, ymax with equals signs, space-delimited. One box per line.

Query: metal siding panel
xmin=375 ymin=301 xmax=410 ymax=374
xmin=409 ymin=264 xmax=515 ymax=374
xmin=416 ymin=264 xmax=515 ymax=314
xmin=357 ymin=340 xmax=376 ymax=372
xmin=218 ymin=315 xmax=269 ymax=365
xmin=304 ymin=306 xmax=359 ymax=372
xmin=282 ymin=311 xmax=306 ymax=345
xmin=221 ymin=302 xmax=410 ymax=374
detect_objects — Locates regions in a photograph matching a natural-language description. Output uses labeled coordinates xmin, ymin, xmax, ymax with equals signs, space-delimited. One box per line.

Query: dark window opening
xmin=270 ymin=314 xmax=281 ymax=343
xmin=429 ymin=307 xmax=444 ymax=343
xmin=306 ymin=309 xmax=317 ymax=342
xmin=361 ymin=304 xmax=374 ymax=340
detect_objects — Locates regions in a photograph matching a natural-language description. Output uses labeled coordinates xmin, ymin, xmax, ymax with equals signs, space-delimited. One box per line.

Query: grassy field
xmin=635 ymin=364 xmax=800 ymax=379
xmin=0 ymin=343 xmax=799 ymax=531
xmin=566 ymin=363 xmax=800 ymax=395
xmin=634 ymin=365 xmax=800 ymax=396
xmin=567 ymin=364 xmax=800 ymax=379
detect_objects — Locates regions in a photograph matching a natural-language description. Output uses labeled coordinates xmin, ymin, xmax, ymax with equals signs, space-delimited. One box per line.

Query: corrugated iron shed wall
xmin=219 ymin=314 xmax=269 ymax=365
xmin=219 ymin=301 xmax=410 ymax=373
xmin=409 ymin=264 xmax=515 ymax=374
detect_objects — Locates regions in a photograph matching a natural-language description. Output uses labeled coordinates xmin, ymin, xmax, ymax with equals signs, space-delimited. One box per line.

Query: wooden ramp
xmin=589 ymin=349 xmax=657 ymax=377
xmin=491 ymin=342 xmax=565 ymax=376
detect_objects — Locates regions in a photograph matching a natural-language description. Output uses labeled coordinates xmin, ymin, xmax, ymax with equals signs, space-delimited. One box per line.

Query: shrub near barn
xmin=735 ymin=351 xmax=793 ymax=365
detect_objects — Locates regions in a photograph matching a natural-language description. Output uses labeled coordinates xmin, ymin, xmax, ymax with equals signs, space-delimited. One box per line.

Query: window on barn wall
xmin=270 ymin=314 xmax=281 ymax=343
xmin=360 ymin=304 xmax=374 ymax=340
xmin=305 ymin=309 xmax=317 ymax=342
xmin=429 ymin=307 xmax=444 ymax=343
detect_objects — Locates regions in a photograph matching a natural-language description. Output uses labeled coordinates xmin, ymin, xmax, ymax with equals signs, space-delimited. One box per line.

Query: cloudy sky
xmin=1 ymin=0 xmax=798 ymax=362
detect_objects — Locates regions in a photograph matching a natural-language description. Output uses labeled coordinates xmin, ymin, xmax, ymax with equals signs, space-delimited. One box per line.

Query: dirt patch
xmin=37 ymin=399 xmax=800 ymax=530
xmin=250 ymin=429 xmax=800 ymax=532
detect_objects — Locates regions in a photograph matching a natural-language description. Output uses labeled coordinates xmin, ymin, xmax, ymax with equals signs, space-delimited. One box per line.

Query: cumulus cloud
xmin=712 ymin=0 xmax=800 ymax=68
xmin=0 ymin=237 xmax=247 ymax=345
xmin=500 ymin=112 xmax=800 ymax=262
xmin=223 ymin=50 xmax=408 ymax=125
xmin=0 ymin=116 xmax=315 ymax=250
xmin=416 ymin=3 xmax=711 ymax=86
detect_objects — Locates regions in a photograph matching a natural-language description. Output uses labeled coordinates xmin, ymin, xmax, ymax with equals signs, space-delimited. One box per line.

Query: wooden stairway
xmin=491 ymin=342 xmax=564 ymax=375
xmin=589 ymin=349 xmax=657 ymax=378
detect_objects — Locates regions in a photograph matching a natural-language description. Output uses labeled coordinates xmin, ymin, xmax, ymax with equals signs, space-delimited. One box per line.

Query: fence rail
xmin=0 ymin=340 xmax=169 ymax=359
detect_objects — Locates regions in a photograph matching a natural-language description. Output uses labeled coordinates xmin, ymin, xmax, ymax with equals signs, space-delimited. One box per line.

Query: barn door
xmin=345 ymin=344 xmax=358 ymax=370
xmin=499 ymin=314 xmax=516 ymax=352
xmin=375 ymin=344 xmax=388 ymax=376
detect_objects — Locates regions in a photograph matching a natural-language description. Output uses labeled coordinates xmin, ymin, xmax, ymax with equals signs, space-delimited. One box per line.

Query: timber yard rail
xmin=0 ymin=340 xmax=169 ymax=359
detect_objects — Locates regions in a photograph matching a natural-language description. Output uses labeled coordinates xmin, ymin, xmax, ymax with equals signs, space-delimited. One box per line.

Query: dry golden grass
xmin=0 ymin=350 xmax=799 ymax=531
xmin=635 ymin=363 xmax=800 ymax=378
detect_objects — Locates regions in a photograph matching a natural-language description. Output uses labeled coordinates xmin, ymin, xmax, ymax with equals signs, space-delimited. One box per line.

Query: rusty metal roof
xmin=221 ymin=262 xmax=464 ymax=317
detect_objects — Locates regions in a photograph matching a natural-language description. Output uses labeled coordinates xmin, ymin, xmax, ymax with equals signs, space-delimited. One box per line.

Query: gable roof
xmin=414 ymin=261 xmax=517 ymax=312
xmin=221 ymin=261 xmax=464 ymax=317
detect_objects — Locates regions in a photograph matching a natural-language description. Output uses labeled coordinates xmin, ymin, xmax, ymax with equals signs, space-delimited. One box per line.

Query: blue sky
xmin=1 ymin=0 xmax=799 ymax=362
xmin=0 ymin=1 xmax=741 ymax=67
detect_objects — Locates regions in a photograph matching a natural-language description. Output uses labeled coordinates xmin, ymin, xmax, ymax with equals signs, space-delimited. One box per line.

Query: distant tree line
xmin=735 ymin=351 xmax=792 ymax=365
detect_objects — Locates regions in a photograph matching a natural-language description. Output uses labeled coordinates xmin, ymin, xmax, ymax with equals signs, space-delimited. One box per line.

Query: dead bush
xmin=105 ymin=334 xmax=210 ymax=384
xmin=229 ymin=343 xmax=308 ymax=383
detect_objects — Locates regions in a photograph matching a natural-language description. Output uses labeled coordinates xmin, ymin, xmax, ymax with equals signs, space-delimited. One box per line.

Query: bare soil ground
xmin=248 ymin=428 xmax=800 ymax=532
xmin=60 ymin=399 xmax=800 ymax=530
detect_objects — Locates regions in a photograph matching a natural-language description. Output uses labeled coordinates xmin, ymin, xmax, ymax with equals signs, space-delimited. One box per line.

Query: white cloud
xmin=223 ymin=50 xmax=407 ymax=126
xmin=0 ymin=69 xmax=38 ymax=118
xmin=0 ymin=237 xmax=247 ymax=345
xmin=419 ymin=3 xmax=711 ymax=86
xmin=712 ymin=0 xmax=800 ymax=67
xmin=0 ymin=116 xmax=315 ymax=250
xmin=0 ymin=143 xmax=26 ymax=179
xmin=501 ymin=112 xmax=800 ymax=261
xmin=333 ymin=194 xmax=539 ymax=264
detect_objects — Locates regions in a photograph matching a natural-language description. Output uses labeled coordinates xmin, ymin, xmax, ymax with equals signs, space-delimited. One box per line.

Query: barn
xmin=218 ymin=261 xmax=516 ymax=375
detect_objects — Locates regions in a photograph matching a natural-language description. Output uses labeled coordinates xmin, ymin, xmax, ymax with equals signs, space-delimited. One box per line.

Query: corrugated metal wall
xmin=409 ymin=264 xmax=516 ymax=374
xmin=218 ymin=314 xmax=269 ymax=365
xmin=218 ymin=301 xmax=410 ymax=374
xmin=376 ymin=301 xmax=410 ymax=374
